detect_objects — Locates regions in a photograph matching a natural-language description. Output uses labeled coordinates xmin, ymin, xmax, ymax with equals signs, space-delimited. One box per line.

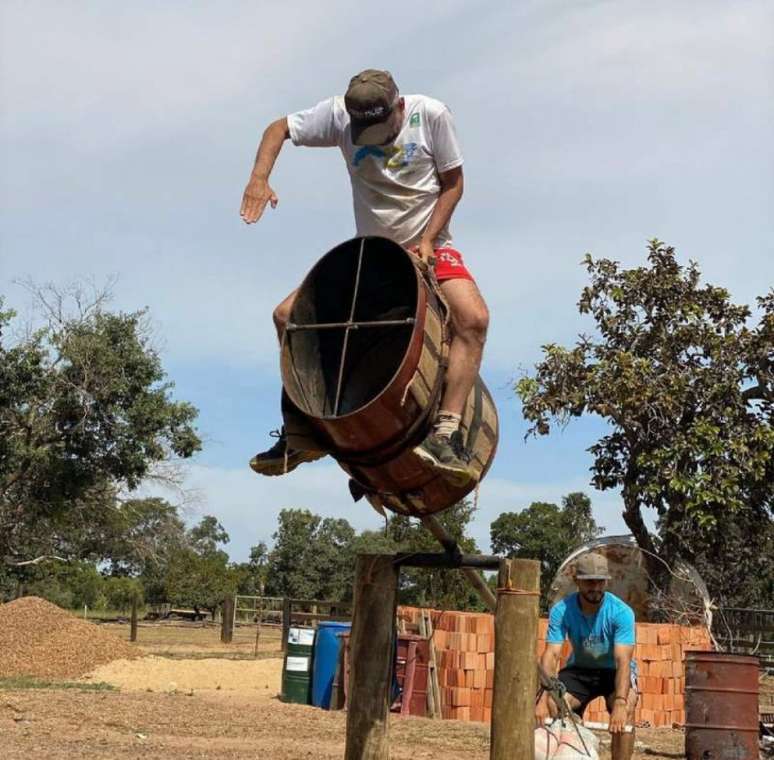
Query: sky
xmin=1 ymin=1 xmax=772 ymax=561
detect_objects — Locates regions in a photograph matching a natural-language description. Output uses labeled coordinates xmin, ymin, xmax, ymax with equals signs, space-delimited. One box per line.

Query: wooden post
xmin=221 ymin=596 xmax=234 ymax=643
xmin=490 ymin=558 xmax=540 ymax=760
xmin=424 ymin=610 xmax=442 ymax=718
xmin=130 ymin=599 xmax=138 ymax=642
xmin=281 ymin=597 xmax=291 ymax=653
xmin=344 ymin=554 xmax=399 ymax=760
xmin=253 ymin=599 xmax=263 ymax=658
xmin=418 ymin=612 xmax=434 ymax=718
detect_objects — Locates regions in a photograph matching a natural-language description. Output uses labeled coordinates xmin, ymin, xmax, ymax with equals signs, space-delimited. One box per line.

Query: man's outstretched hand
xmin=240 ymin=177 xmax=278 ymax=224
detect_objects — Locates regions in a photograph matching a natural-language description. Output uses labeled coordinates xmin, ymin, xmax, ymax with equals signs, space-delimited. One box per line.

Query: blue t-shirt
xmin=547 ymin=592 xmax=636 ymax=671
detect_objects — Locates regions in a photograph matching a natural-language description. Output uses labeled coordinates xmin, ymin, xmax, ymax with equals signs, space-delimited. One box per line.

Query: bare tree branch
xmin=5 ymin=554 xmax=68 ymax=567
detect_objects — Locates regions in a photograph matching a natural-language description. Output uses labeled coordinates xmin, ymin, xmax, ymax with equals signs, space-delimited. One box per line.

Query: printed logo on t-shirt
xmin=352 ymin=142 xmax=419 ymax=169
xmin=582 ymin=633 xmax=608 ymax=659
xmin=409 ymin=113 xmax=420 ymax=127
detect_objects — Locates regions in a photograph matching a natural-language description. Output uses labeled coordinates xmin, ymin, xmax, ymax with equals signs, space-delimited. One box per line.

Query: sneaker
xmin=249 ymin=428 xmax=324 ymax=476
xmin=413 ymin=429 xmax=476 ymax=487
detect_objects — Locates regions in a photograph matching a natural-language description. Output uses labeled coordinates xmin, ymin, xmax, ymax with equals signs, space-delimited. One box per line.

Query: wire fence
xmin=713 ymin=607 xmax=774 ymax=668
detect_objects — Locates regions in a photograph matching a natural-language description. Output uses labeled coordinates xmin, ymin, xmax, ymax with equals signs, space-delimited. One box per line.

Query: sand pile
xmin=0 ymin=596 xmax=140 ymax=679
xmin=84 ymin=655 xmax=283 ymax=694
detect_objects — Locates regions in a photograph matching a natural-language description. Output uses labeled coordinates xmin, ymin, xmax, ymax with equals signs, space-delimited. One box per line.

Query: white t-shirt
xmin=287 ymin=94 xmax=463 ymax=248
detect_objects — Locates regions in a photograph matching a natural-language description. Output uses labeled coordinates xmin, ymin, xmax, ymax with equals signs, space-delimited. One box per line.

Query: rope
xmin=497 ymin=563 xmax=539 ymax=596
xmin=536 ymin=673 xmax=592 ymax=757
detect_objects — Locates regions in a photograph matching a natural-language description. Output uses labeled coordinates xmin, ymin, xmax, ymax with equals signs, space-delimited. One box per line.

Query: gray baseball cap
xmin=574 ymin=552 xmax=611 ymax=580
xmin=345 ymin=69 xmax=400 ymax=146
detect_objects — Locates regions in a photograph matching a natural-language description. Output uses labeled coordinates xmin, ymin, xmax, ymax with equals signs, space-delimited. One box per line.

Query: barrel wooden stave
xmin=346 ymin=377 xmax=498 ymax=516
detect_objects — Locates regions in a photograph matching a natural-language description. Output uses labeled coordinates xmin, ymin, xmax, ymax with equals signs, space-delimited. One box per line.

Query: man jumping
xmin=240 ymin=69 xmax=488 ymax=486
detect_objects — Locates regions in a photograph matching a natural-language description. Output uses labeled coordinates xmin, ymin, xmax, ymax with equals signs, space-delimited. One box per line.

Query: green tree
xmin=352 ymin=529 xmax=399 ymax=556
xmin=265 ymin=509 xmax=324 ymax=599
xmin=234 ymin=542 xmax=269 ymax=596
xmin=264 ymin=510 xmax=358 ymax=601
xmin=314 ymin=518 xmax=356 ymax=601
xmin=561 ymin=492 xmax=602 ymax=544
xmin=107 ymin=498 xmax=187 ymax=575
xmin=189 ymin=515 xmax=230 ymax=555
xmin=164 ymin=516 xmax=237 ymax=618
xmin=164 ymin=548 xmax=238 ymax=618
xmin=0 ymin=286 xmax=201 ymax=572
xmin=490 ymin=493 xmax=603 ymax=611
xmin=103 ymin=575 xmax=144 ymax=612
xmin=516 ymin=242 xmax=773 ymax=605
xmin=258 ymin=503 xmax=487 ymax=610
xmin=24 ymin=561 xmax=107 ymax=610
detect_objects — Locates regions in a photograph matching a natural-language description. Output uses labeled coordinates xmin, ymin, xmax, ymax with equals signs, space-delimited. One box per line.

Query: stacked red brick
xmin=398 ymin=606 xmax=711 ymax=728
xmin=399 ymin=607 xmax=496 ymax=722
xmin=540 ymin=619 xmax=712 ymax=727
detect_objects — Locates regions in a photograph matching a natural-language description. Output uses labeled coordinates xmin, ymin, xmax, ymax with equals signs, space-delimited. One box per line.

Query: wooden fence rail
xmin=281 ymin=598 xmax=353 ymax=651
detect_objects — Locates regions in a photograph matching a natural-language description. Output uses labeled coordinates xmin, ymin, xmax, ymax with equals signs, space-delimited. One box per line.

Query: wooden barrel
xmin=685 ymin=651 xmax=759 ymax=760
xmin=280 ymin=236 xmax=498 ymax=516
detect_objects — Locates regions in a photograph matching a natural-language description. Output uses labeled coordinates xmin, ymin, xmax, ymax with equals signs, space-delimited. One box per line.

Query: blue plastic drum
xmin=311 ymin=621 xmax=352 ymax=708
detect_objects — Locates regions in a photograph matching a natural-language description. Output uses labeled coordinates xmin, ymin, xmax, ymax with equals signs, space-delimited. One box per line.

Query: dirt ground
xmin=0 ymin=687 xmax=689 ymax=760
xmin=0 ymin=621 xmax=688 ymax=759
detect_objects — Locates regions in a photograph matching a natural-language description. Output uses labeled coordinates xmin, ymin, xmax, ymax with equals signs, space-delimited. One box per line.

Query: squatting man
xmin=536 ymin=552 xmax=639 ymax=760
xmin=240 ymin=69 xmax=489 ymax=485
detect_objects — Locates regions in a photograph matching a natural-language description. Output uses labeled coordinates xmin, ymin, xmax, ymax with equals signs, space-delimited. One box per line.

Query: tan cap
xmin=574 ymin=552 xmax=611 ymax=580
xmin=345 ymin=69 xmax=400 ymax=146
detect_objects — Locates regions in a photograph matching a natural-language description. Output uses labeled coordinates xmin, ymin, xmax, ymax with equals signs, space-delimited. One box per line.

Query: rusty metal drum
xmin=280 ymin=236 xmax=498 ymax=516
xmin=685 ymin=651 xmax=759 ymax=760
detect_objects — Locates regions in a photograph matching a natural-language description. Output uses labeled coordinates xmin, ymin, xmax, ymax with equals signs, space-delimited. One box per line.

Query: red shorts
xmin=433 ymin=247 xmax=475 ymax=283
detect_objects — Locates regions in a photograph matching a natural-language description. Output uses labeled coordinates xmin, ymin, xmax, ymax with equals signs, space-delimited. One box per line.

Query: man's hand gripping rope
xmin=535 ymin=663 xmax=591 ymax=757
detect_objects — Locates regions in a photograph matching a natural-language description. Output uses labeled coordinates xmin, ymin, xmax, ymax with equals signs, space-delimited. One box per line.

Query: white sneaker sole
xmin=413 ymin=446 xmax=475 ymax=487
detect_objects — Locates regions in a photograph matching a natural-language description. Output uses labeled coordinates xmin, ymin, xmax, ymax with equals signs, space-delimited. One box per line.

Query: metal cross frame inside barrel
xmin=285 ymin=238 xmax=417 ymax=417
xmin=344 ymin=544 xmax=541 ymax=760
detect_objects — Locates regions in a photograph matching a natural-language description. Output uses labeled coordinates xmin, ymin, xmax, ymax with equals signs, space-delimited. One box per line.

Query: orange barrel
xmin=280 ymin=236 xmax=498 ymax=516
xmin=684 ymin=651 xmax=759 ymax=760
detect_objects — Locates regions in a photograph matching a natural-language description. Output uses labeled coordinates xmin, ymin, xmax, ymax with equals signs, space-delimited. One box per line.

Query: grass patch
xmin=0 ymin=676 xmax=116 ymax=691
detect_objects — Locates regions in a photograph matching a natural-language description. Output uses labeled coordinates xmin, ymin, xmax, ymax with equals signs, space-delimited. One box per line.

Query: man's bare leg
xmin=413 ymin=277 xmax=489 ymax=484
xmin=438 ymin=278 xmax=489 ymax=414
xmin=272 ymin=288 xmax=298 ymax=343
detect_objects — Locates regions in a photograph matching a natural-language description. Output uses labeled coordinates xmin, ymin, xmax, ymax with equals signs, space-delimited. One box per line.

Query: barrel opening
xmin=285 ymin=237 xmax=418 ymax=417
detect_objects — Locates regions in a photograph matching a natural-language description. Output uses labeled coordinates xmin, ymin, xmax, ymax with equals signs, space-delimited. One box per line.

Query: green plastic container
xmin=281 ymin=626 xmax=316 ymax=704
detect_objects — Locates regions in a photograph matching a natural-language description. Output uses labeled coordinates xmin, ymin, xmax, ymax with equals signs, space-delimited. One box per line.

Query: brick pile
xmin=399 ymin=607 xmax=495 ymax=722
xmin=398 ymin=605 xmax=712 ymax=728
